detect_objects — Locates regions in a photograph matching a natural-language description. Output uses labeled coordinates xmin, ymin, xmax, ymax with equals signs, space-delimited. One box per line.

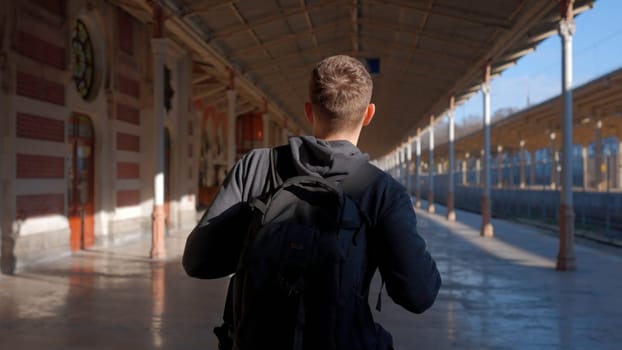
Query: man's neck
xmin=313 ymin=127 xmax=361 ymax=146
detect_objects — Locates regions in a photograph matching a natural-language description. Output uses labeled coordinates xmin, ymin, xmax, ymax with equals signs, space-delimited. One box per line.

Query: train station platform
xmin=1 ymin=204 xmax=621 ymax=350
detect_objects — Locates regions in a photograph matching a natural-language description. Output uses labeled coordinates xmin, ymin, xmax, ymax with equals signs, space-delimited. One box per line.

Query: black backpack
xmin=218 ymin=146 xmax=382 ymax=350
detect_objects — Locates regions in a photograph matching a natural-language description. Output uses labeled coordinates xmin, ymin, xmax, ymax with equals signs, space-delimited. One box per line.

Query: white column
xmin=402 ymin=144 xmax=409 ymax=187
xmin=262 ymin=113 xmax=271 ymax=148
xmin=481 ymin=65 xmax=494 ymax=237
xmin=428 ymin=116 xmax=435 ymax=213
xmin=520 ymin=141 xmax=526 ymax=188
xmin=594 ymin=121 xmax=603 ymax=190
xmin=582 ymin=146 xmax=588 ymax=190
xmin=226 ymin=89 xmax=237 ymax=171
xmin=447 ymin=97 xmax=456 ymax=221
xmin=618 ymin=142 xmax=622 ymax=189
xmin=398 ymin=147 xmax=404 ymax=184
xmin=530 ymin=150 xmax=536 ymax=186
xmin=394 ymin=151 xmax=399 ymax=179
xmin=497 ymin=146 xmax=503 ymax=189
xmin=557 ymin=7 xmax=576 ymax=271
xmin=550 ymin=133 xmax=557 ymax=190
xmin=151 ymin=37 xmax=168 ymax=259
xmin=415 ymin=130 xmax=422 ymax=208
xmin=406 ymin=141 xmax=413 ymax=195
xmin=463 ymin=154 xmax=469 ymax=185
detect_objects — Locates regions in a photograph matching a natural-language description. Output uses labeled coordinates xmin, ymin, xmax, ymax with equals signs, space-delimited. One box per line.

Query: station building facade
xmin=0 ymin=0 xmax=294 ymax=273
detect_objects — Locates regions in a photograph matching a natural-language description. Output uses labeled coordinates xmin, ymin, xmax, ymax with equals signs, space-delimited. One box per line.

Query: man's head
xmin=306 ymin=55 xmax=375 ymax=143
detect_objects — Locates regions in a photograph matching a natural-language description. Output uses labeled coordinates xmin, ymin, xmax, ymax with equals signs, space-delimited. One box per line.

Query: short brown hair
xmin=309 ymin=55 xmax=373 ymax=128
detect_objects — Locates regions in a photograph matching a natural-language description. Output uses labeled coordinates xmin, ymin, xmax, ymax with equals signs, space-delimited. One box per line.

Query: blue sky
xmin=456 ymin=0 xmax=622 ymax=123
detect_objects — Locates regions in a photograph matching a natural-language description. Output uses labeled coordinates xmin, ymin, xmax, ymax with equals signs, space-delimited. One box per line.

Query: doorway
xmin=67 ymin=114 xmax=95 ymax=251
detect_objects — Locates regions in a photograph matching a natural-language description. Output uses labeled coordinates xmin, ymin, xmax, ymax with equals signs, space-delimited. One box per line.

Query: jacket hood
xmin=288 ymin=136 xmax=369 ymax=179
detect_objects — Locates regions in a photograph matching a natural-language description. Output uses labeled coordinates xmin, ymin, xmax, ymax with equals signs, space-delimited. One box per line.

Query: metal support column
xmin=497 ymin=146 xmax=503 ymax=189
xmin=428 ymin=117 xmax=436 ymax=214
xmin=557 ymin=0 xmax=576 ymax=270
xmin=550 ymin=133 xmax=557 ymax=190
xmin=475 ymin=156 xmax=482 ymax=186
xmin=415 ymin=130 xmax=422 ymax=208
xmin=406 ymin=140 xmax=413 ymax=196
xmin=520 ymin=141 xmax=526 ymax=189
xmin=481 ymin=64 xmax=494 ymax=237
xmin=397 ymin=145 xmax=406 ymax=187
xmin=530 ymin=150 xmax=536 ymax=186
xmin=582 ymin=146 xmax=588 ymax=190
xmin=463 ymin=154 xmax=469 ymax=185
xmin=594 ymin=121 xmax=603 ymax=190
xmin=447 ymin=97 xmax=456 ymax=221
xmin=150 ymin=8 xmax=167 ymax=258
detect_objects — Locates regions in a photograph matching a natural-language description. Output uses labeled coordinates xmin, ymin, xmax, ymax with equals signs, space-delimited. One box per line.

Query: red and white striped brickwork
xmin=1 ymin=1 xmax=200 ymax=271
xmin=11 ymin=0 xmax=69 ymax=237
xmin=112 ymin=8 xmax=144 ymax=222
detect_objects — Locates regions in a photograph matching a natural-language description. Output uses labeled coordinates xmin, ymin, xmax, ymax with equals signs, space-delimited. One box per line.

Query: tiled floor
xmin=1 ymin=203 xmax=621 ymax=349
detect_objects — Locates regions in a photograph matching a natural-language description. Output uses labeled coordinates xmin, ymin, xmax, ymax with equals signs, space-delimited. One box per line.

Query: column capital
xmin=481 ymin=80 xmax=491 ymax=94
xmin=559 ymin=19 xmax=576 ymax=38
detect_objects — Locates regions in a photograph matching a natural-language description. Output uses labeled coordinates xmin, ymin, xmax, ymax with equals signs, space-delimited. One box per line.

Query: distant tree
xmin=456 ymin=114 xmax=482 ymax=139
xmin=492 ymin=107 xmax=518 ymax=122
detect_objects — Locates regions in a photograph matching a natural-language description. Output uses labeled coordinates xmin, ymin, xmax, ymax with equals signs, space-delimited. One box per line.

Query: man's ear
xmin=304 ymin=102 xmax=314 ymax=124
xmin=362 ymin=103 xmax=375 ymax=126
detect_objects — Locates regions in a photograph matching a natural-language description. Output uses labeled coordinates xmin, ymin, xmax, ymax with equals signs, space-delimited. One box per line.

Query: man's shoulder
xmin=360 ymin=164 xmax=411 ymax=205
xmin=242 ymin=147 xmax=272 ymax=161
xmin=237 ymin=148 xmax=273 ymax=173
xmin=358 ymin=163 xmax=401 ymax=189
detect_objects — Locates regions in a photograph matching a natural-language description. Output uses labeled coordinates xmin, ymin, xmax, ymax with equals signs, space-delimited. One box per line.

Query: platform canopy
xmin=115 ymin=0 xmax=595 ymax=158
xmin=425 ymin=67 xmax=622 ymax=160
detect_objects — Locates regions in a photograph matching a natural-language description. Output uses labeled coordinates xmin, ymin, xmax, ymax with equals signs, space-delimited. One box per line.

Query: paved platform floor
xmin=1 ymin=203 xmax=621 ymax=349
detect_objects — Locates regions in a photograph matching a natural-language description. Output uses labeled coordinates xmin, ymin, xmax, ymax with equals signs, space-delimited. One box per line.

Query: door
xmin=68 ymin=114 xmax=95 ymax=251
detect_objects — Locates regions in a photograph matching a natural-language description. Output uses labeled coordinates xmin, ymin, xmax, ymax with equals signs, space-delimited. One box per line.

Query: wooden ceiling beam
xmin=372 ymin=0 xmax=511 ymax=29
xmin=229 ymin=21 xmax=343 ymax=58
xmin=358 ymin=18 xmax=483 ymax=49
xmin=182 ymin=0 xmax=232 ymax=15
xmin=193 ymin=85 xmax=226 ymax=100
xmin=244 ymin=37 xmax=353 ymax=73
xmin=208 ymin=0 xmax=339 ymax=40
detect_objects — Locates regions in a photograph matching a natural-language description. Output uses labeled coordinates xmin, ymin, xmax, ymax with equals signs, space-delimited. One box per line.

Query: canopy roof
xmin=116 ymin=0 xmax=595 ymax=158
xmin=425 ymin=67 xmax=622 ymax=161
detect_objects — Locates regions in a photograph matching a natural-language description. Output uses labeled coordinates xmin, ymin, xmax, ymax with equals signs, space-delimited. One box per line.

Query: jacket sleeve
xmin=375 ymin=186 xmax=441 ymax=314
xmin=182 ymin=156 xmax=250 ymax=279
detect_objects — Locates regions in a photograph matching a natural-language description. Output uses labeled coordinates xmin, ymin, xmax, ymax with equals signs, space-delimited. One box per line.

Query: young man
xmin=183 ymin=55 xmax=441 ymax=349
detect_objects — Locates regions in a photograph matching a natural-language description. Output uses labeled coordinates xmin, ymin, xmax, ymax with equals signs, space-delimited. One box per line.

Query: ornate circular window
xmin=71 ymin=19 xmax=95 ymax=100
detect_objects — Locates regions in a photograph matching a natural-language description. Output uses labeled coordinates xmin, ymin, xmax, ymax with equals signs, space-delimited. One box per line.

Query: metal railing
xmin=388 ymin=151 xmax=622 ymax=243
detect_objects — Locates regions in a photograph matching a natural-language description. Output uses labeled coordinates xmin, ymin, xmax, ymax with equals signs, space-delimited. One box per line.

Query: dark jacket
xmin=183 ymin=136 xmax=441 ymax=347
